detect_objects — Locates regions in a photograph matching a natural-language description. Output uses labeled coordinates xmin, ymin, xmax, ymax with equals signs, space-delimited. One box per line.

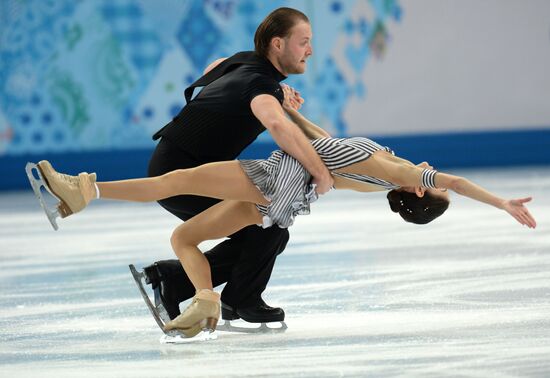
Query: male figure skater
xmin=138 ymin=7 xmax=333 ymax=326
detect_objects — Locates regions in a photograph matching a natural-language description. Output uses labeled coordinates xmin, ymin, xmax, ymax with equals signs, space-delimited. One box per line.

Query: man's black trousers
xmin=147 ymin=137 xmax=289 ymax=309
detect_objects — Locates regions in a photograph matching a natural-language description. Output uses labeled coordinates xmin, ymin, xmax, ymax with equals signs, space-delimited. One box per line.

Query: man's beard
xmin=284 ymin=60 xmax=305 ymax=74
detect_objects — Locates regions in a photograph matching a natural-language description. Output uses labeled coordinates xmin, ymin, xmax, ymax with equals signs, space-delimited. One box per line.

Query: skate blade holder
xmin=129 ymin=264 xmax=171 ymax=330
xmin=216 ymin=319 xmax=288 ymax=334
xmin=25 ymin=162 xmax=61 ymax=231
xmin=160 ymin=329 xmax=218 ymax=344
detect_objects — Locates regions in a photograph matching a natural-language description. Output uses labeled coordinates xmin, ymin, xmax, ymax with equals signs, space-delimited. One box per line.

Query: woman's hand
xmin=281 ymin=84 xmax=304 ymax=111
xmin=502 ymin=197 xmax=537 ymax=228
xmin=416 ymin=161 xmax=433 ymax=170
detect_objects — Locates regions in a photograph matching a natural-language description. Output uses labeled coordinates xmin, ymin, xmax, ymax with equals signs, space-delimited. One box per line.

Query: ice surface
xmin=1 ymin=167 xmax=549 ymax=377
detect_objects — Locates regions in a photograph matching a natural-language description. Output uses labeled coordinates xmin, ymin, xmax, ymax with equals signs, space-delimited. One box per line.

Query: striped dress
xmin=239 ymin=137 xmax=399 ymax=228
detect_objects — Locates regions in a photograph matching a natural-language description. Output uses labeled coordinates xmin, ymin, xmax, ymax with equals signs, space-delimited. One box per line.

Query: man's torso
xmin=156 ymin=54 xmax=286 ymax=162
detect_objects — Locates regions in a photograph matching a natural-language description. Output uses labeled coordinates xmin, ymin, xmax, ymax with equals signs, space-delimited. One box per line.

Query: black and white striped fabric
xmin=421 ymin=168 xmax=438 ymax=188
xmin=240 ymin=137 xmax=399 ymax=228
xmin=315 ymin=137 xmax=398 ymax=191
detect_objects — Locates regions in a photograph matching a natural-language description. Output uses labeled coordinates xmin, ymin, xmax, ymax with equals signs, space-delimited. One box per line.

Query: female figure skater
xmin=30 ymin=86 xmax=536 ymax=337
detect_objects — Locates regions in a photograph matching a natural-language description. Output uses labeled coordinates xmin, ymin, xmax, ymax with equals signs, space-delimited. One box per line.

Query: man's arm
xmin=250 ymin=94 xmax=334 ymax=195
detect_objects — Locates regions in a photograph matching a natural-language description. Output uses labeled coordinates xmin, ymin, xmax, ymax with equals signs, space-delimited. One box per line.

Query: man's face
xmin=278 ymin=21 xmax=313 ymax=75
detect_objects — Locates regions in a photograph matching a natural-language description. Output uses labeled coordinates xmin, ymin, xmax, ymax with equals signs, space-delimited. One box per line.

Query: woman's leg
xmin=98 ymin=161 xmax=269 ymax=205
xmin=170 ymin=200 xmax=263 ymax=291
xmin=163 ymin=200 xmax=264 ymax=335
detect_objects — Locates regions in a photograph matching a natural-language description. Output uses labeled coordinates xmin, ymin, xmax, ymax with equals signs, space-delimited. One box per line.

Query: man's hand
xmin=251 ymin=94 xmax=332 ymax=195
xmin=312 ymin=172 xmax=334 ymax=195
xmin=281 ymin=84 xmax=304 ymax=111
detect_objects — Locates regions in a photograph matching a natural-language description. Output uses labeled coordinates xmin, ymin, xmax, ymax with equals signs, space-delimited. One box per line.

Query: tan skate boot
xmin=163 ymin=289 xmax=220 ymax=338
xmin=37 ymin=160 xmax=97 ymax=218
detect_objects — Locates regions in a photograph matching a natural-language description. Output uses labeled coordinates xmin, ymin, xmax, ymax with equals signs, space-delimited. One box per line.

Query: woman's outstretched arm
xmin=385 ymin=160 xmax=536 ymax=228
xmin=434 ymin=172 xmax=536 ymax=228
xmin=383 ymin=158 xmax=537 ymax=228
xmin=336 ymin=153 xmax=536 ymax=228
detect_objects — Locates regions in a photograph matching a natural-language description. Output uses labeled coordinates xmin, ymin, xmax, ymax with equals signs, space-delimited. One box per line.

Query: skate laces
xmin=55 ymin=171 xmax=80 ymax=185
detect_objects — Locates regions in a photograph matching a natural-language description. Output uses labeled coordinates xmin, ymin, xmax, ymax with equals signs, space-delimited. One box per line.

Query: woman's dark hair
xmin=254 ymin=7 xmax=310 ymax=58
xmin=387 ymin=189 xmax=450 ymax=225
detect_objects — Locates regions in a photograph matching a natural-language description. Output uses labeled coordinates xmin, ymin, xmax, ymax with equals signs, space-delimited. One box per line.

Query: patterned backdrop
xmin=0 ymin=0 xmax=402 ymax=156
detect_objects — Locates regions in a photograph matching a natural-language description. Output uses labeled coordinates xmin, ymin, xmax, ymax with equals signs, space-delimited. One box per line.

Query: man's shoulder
xmin=242 ymin=59 xmax=281 ymax=79
xmin=203 ymin=57 xmax=227 ymax=75
xmin=223 ymin=63 xmax=274 ymax=84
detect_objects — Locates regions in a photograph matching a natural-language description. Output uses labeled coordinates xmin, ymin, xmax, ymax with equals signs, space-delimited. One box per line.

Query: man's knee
xmin=241 ymin=226 xmax=290 ymax=258
xmin=265 ymin=226 xmax=289 ymax=252
xmin=276 ymin=228 xmax=290 ymax=255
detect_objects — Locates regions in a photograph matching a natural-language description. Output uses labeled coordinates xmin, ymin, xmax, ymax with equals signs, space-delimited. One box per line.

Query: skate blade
xmin=152 ymin=283 xmax=172 ymax=323
xmin=25 ymin=162 xmax=61 ymax=231
xmin=129 ymin=264 xmax=171 ymax=331
xmin=160 ymin=330 xmax=218 ymax=344
xmin=216 ymin=319 xmax=288 ymax=334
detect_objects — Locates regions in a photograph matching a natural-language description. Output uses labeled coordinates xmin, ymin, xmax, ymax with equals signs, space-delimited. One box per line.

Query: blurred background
xmin=1 ymin=0 xmax=549 ymax=191
xmin=2 ymin=3 xmax=550 ymax=375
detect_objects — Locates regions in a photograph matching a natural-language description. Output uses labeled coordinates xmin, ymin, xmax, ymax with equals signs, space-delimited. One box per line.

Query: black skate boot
xmin=142 ymin=263 xmax=185 ymax=321
xmin=217 ymin=298 xmax=287 ymax=333
xmin=221 ymin=298 xmax=285 ymax=323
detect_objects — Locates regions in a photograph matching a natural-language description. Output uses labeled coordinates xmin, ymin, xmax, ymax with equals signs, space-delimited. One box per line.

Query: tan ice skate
xmin=163 ymin=289 xmax=220 ymax=338
xmin=26 ymin=160 xmax=97 ymax=231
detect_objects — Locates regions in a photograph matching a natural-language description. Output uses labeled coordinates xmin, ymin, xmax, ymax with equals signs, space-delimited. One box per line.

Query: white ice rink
xmin=1 ymin=167 xmax=550 ymax=377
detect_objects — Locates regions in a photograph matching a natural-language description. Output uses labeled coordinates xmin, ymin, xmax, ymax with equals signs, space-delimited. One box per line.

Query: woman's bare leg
xmin=97 ymin=161 xmax=269 ymax=205
xmin=98 ymin=163 xmax=266 ymax=287
xmin=169 ymin=200 xmax=263 ymax=290
xmin=163 ymin=200 xmax=263 ymax=335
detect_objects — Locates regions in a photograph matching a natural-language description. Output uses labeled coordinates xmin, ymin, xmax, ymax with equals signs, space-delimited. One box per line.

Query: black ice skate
xmin=216 ymin=301 xmax=288 ymax=334
xmin=129 ymin=265 xmax=287 ymax=336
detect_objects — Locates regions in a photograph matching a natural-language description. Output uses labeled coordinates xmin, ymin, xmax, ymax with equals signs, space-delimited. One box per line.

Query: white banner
xmin=346 ymin=0 xmax=550 ymax=136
